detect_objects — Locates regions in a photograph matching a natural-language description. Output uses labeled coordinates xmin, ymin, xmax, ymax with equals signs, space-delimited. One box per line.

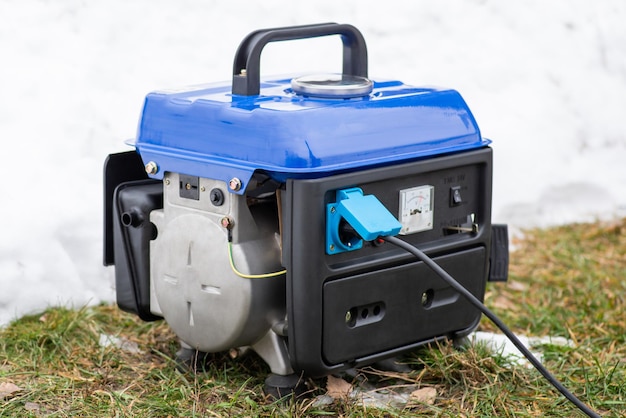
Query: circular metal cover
xmin=291 ymin=73 xmax=373 ymax=98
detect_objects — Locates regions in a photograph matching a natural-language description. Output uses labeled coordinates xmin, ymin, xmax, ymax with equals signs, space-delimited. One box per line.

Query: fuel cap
xmin=291 ymin=73 xmax=373 ymax=98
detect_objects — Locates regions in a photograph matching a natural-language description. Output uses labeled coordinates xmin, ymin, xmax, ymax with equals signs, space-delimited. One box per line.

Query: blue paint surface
xmin=134 ymin=77 xmax=488 ymax=192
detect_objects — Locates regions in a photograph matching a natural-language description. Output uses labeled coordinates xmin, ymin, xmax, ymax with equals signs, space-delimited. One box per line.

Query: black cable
xmin=383 ymin=235 xmax=600 ymax=418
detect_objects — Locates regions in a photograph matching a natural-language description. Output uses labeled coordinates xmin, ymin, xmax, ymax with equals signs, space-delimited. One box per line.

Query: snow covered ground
xmin=1 ymin=0 xmax=625 ymax=325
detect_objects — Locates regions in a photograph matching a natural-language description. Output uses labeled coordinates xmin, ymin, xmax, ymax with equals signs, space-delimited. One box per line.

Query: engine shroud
xmin=149 ymin=174 xmax=285 ymax=353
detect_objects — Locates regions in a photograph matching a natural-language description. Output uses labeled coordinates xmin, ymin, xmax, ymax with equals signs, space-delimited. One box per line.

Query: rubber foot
xmin=175 ymin=346 xmax=210 ymax=373
xmin=264 ymin=373 xmax=307 ymax=399
xmin=374 ymin=357 xmax=412 ymax=373
xmin=452 ymin=335 xmax=471 ymax=350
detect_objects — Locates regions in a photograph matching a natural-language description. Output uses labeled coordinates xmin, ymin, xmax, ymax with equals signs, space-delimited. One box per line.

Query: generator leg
xmin=374 ymin=357 xmax=412 ymax=373
xmin=264 ymin=373 xmax=307 ymax=399
xmin=252 ymin=329 xmax=293 ymax=376
xmin=452 ymin=335 xmax=471 ymax=350
xmin=175 ymin=341 xmax=210 ymax=373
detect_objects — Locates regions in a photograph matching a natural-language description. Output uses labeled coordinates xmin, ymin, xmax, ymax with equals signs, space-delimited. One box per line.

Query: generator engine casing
xmin=104 ymin=23 xmax=508 ymax=389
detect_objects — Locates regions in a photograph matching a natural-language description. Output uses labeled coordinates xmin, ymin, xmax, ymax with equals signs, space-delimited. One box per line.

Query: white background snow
xmin=1 ymin=0 xmax=625 ymax=326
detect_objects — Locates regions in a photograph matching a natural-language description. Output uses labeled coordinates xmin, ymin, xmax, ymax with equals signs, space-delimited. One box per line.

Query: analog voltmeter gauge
xmin=399 ymin=185 xmax=434 ymax=235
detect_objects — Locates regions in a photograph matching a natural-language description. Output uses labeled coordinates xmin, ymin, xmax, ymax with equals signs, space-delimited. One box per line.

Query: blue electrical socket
xmin=326 ymin=187 xmax=402 ymax=255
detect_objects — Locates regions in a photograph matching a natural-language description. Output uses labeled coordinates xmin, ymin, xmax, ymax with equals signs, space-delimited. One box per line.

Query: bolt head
xmin=229 ymin=177 xmax=242 ymax=191
xmin=144 ymin=161 xmax=158 ymax=175
xmin=220 ymin=217 xmax=233 ymax=229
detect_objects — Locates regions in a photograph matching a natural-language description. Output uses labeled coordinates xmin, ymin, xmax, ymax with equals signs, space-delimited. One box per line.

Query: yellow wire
xmin=227 ymin=242 xmax=286 ymax=279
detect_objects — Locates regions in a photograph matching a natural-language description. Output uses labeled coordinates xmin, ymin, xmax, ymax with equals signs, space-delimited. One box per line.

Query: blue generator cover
xmin=133 ymin=77 xmax=489 ymax=193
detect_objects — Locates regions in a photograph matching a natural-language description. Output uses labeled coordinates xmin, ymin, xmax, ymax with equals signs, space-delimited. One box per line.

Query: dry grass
xmin=1 ymin=218 xmax=625 ymax=416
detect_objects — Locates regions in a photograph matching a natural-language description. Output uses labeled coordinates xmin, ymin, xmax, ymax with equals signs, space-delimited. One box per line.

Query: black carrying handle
xmin=232 ymin=23 xmax=368 ymax=96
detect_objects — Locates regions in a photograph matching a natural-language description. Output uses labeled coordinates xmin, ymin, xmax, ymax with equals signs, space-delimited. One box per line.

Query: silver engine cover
xmin=149 ymin=173 xmax=286 ymax=354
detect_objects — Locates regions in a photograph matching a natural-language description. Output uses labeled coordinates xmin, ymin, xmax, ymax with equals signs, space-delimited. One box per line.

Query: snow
xmin=1 ymin=0 xmax=625 ymax=326
xmin=471 ymin=331 xmax=573 ymax=367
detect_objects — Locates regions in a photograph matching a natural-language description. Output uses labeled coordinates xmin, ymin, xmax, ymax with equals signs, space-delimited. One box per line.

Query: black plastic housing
xmin=282 ymin=147 xmax=494 ymax=377
xmin=103 ymin=151 xmax=149 ymax=265
xmin=111 ymin=180 xmax=163 ymax=321
xmin=489 ymin=224 xmax=509 ymax=282
xmin=104 ymin=151 xmax=163 ymax=321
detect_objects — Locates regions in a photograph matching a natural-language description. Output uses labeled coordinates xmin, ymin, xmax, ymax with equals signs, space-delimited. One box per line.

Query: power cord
xmin=383 ymin=235 xmax=601 ymax=418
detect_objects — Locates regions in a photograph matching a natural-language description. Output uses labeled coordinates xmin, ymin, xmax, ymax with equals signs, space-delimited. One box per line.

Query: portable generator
xmin=104 ymin=23 xmax=508 ymax=396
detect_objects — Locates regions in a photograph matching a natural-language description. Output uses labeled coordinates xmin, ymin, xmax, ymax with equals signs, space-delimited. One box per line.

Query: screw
xmin=220 ymin=217 xmax=233 ymax=229
xmin=229 ymin=177 xmax=242 ymax=191
xmin=200 ymin=186 xmax=206 ymax=192
xmin=330 ymin=206 xmax=336 ymax=214
xmin=164 ymin=178 xmax=170 ymax=186
xmin=329 ymin=244 xmax=335 ymax=252
xmin=145 ymin=161 xmax=158 ymax=175
xmin=345 ymin=310 xmax=352 ymax=324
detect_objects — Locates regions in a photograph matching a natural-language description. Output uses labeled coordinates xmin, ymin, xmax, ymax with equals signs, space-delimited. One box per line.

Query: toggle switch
xmin=450 ymin=186 xmax=463 ymax=206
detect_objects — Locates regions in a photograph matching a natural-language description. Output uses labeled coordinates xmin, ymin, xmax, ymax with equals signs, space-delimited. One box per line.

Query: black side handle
xmin=232 ymin=23 xmax=368 ymax=96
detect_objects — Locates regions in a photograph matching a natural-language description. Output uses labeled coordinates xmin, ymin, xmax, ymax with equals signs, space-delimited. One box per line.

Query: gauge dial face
xmin=399 ymin=185 xmax=434 ymax=235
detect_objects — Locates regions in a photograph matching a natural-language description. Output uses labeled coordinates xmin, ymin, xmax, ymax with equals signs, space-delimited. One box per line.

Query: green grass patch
xmin=1 ymin=218 xmax=625 ymax=416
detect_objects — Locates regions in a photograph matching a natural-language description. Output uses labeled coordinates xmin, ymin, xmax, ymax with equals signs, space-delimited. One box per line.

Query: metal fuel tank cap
xmin=291 ymin=73 xmax=373 ymax=98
